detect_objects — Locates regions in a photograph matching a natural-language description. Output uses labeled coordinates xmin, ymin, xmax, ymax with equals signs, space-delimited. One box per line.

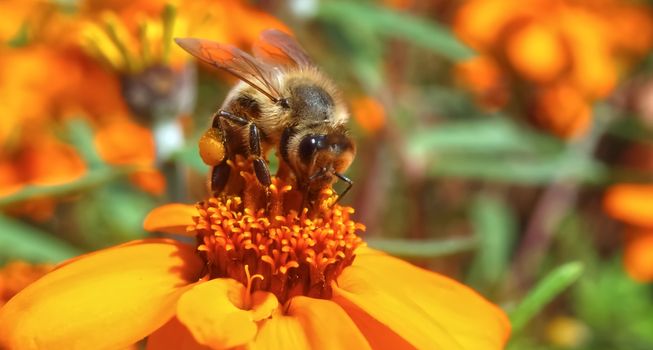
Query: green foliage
xmin=409 ymin=118 xmax=607 ymax=184
xmin=0 ymin=215 xmax=82 ymax=264
xmin=319 ymin=1 xmax=474 ymax=61
xmin=467 ymin=193 xmax=516 ymax=291
xmin=573 ymin=261 xmax=653 ymax=349
xmin=0 ymin=167 xmax=136 ymax=209
xmin=366 ymin=236 xmax=477 ymax=258
xmin=510 ymin=262 xmax=584 ymax=334
xmin=65 ymin=119 xmax=105 ymax=169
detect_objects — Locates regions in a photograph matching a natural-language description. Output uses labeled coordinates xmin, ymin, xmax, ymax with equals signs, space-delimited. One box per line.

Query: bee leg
xmin=333 ymin=172 xmax=353 ymax=205
xmin=216 ymin=110 xmax=271 ymax=189
xmin=210 ymin=159 xmax=231 ymax=194
xmin=249 ymin=124 xmax=271 ymax=188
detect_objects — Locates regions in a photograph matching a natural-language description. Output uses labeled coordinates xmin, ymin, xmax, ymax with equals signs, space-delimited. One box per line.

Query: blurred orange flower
xmin=604 ymin=184 xmax=653 ymax=282
xmin=94 ymin=119 xmax=166 ymax=195
xmin=351 ymin=96 xmax=386 ymax=134
xmin=0 ymin=137 xmax=85 ymax=196
xmin=454 ymin=0 xmax=653 ymax=138
xmin=0 ymin=36 xmax=130 ymax=217
xmin=455 ymin=56 xmax=508 ymax=109
xmin=0 ymin=133 xmax=87 ymax=220
xmin=0 ymin=171 xmax=510 ymax=349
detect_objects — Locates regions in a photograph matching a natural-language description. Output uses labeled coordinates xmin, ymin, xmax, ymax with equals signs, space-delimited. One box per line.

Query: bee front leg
xmin=333 ymin=172 xmax=353 ymax=205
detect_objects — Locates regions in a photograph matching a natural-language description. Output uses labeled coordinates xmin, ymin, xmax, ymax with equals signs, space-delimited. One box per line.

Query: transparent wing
xmin=175 ymin=37 xmax=282 ymax=102
xmin=252 ymin=29 xmax=312 ymax=68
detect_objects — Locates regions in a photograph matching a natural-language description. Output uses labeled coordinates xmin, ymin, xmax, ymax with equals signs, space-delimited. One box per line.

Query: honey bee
xmin=175 ymin=29 xmax=355 ymax=201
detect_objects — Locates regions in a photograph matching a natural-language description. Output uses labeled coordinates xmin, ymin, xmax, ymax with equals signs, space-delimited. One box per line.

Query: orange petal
xmin=144 ymin=203 xmax=198 ymax=235
xmin=287 ymin=296 xmax=371 ymax=350
xmin=130 ymin=168 xmax=167 ymax=196
xmin=0 ymin=239 xmax=203 ymax=350
xmin=333 ymin=247 xmax=510 ymax=350
xmin=147 ymin=317 xmax=211 ymax=350
xmin=333 ymin=296 xmax=415 ymax=350
xmin=94 ymin=119 xmax=156 ymax=166
xmin=251 ymin=311 xmax=310 ymax=349
xmin=176 ymin=278 xmax=258 ymax=348
xmin=604 ymin=184 xmax=653 ymax=228
xmin=20 ymin=138 xmax=86 ymax=186
xmin=623 ymin=230 xmax=653 ymax=282
xmin=532 ymin=84 xmax=591 ymax=139
xmin=250 ymin=291 xmax=279 ymax=321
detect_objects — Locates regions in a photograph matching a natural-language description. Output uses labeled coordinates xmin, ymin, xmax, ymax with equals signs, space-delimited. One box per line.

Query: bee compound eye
xmin=298 ymin=135 xmax=326 ymax=164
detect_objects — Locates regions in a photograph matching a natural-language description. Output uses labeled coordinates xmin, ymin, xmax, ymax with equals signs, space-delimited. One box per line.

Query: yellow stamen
xmin=243 ymin=265 xmax=264 ymax=309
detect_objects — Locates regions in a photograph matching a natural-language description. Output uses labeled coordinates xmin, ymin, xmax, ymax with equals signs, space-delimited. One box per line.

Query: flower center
xmin=188 ymin=159 xmax=365 ymax=304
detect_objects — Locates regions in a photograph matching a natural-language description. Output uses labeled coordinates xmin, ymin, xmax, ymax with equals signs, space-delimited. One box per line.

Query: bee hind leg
xmin=210 ymin=160 xmax=231 ymax=194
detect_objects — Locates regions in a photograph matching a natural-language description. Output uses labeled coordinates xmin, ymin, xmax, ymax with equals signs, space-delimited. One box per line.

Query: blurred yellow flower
xmin=504 ymin=21 xmax=566 ymax=84
xmin=80 ymin=0 xmax=288 ymax=74
xmin=545 ymin=315 xmax=590 ymax=348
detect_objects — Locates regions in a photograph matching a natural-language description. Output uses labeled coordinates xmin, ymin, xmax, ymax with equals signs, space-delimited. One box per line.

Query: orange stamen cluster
xmin=189 ymin=163 xmax=365 ymax=304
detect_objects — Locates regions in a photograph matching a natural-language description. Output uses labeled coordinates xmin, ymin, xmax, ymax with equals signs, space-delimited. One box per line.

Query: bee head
xmin=296 ymin=130 xmax=355 ymax=186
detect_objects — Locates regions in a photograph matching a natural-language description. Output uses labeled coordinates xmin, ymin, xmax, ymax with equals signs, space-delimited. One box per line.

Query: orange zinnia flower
xmin=0 ymin=160 xmax=510 ymax=349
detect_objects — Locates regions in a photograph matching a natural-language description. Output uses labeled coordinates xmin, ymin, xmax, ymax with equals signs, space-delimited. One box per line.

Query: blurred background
xmin=1 ymin=0 xmax=653 ymax=349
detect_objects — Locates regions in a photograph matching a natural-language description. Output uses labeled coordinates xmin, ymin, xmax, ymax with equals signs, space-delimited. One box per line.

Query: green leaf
xmin=408 ymin=118 xmax=561 ymax=157
xmin=65 ymin=118 xmax=105 ymax=168
xmin=408 ymin=109 xmax=611 ymax=184
xmin=319 ymin=1 xmax=474 ymax=61
xmin=427 ymin=153 xmax=606 ymax=184
xmin=173 ymin=134 xmax=207 ymax=173
xmin=161 ymin=4 xmax=176 ymax=64
xmin=8 ymin=22 xmax=29 ymax=47
xmin=74 ymin=186 xmax=153 ymax=248
xmin=0 ymin=215 xmax=82 ymax=263
xmin=510 ymin=262 xmax=584 ymax=334
xmin=365 ymin=236 xmax=477 ymax=258
xmin=573 ymin=260 xmax=653 ymax=347
xmin=467 ymin=194 xmax=516 ymax=290
xmin=0 ymin=166 xmax=135 ymax=208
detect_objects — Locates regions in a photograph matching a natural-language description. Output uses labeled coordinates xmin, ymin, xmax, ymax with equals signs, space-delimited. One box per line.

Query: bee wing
xmin=252 ymin=29 xmax=313 ymax=68
xmin=175 ymin=37 xmax=283 ymax=102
